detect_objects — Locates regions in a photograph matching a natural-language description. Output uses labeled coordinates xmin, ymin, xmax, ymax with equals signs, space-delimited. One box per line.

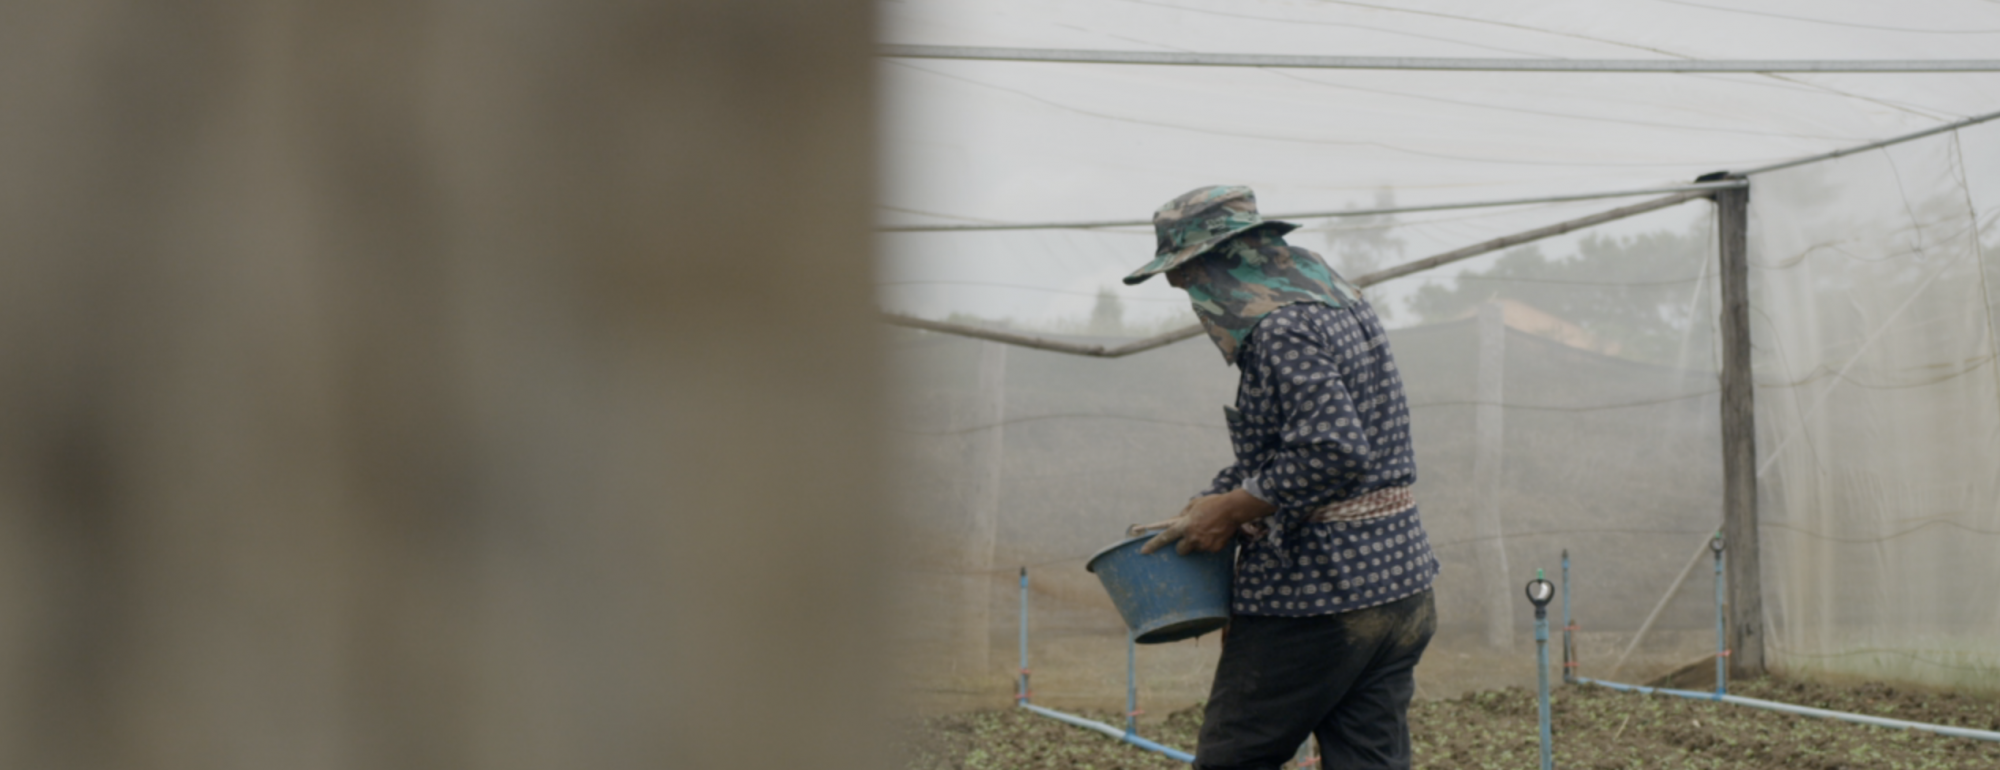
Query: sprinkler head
xmin=1710 ymin=533 xmax=1726 ymax=554
xmin=1525 ymin=576 xmax=1555 ymax=607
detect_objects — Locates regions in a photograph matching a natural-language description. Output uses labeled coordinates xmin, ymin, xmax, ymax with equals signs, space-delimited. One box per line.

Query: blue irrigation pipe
xmin=1013 ymin=566 xmax=1198 ymax=764
xmin=1125 ymin=631 xmax=1138 ymax=737
xmin=1532 ymin=572 xmax=1554 ymax=770
xmin=1018 ymin=567 xmax=1031 ymax=705
xmin=1712 ymin=537 xmax=1727 ymax=696
xmin=1576 ymin=678 xmax=2000 ymax=743
xmin=1020 ymin=704 xmax=1198 ymax=763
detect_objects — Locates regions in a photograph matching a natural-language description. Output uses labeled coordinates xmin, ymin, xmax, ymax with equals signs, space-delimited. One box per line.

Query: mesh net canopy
xmin=1751 ymin=122 xmax=2000 ymax=691
xmin=888 ymin=123 xmax=2000 ymax=712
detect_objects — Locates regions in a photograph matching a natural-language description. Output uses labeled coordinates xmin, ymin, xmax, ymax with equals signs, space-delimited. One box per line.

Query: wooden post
xmin=1715 ymin=183 xmax=1766 ymax=677
xmin=1472 ymin=301 xmax=1514 ymax=650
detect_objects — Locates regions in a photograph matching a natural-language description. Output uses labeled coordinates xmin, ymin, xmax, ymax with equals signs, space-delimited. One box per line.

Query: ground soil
xmin=900 ymin=676 xmax=2000 ymax=769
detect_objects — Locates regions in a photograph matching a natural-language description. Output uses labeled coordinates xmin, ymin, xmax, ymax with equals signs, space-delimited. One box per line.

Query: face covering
xmin=1181 ymin=227 xmax=1362 ymax=365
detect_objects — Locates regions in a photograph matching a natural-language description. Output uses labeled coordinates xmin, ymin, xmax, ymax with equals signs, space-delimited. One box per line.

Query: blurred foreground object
xmin=0 ymin=2 xmax=884 ymax=768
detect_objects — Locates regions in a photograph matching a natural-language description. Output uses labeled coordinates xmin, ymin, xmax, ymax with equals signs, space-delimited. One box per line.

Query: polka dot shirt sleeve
xmin=1197 ymin=458 xmax=1251 ymax=499
xmin=1242 ymin=318 xmax=1371 ymax=512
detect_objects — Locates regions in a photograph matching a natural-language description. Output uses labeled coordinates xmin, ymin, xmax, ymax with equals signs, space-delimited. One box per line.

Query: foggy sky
xmin=877 ymin=0 xmax=2000 ymax=329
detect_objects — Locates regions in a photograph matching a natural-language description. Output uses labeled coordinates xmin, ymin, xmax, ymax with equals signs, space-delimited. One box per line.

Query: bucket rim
xmin=1083 ymin=534 xmax=1153 ymax=573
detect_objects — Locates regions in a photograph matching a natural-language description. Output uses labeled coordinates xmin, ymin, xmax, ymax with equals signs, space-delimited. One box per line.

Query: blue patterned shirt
xmin=1199 ymin=301 xmax=1439 ymax=616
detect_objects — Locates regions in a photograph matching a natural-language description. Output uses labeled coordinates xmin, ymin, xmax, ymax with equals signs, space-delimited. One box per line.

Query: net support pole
xmin=960 ymin=342 xmax=1006 ymax=673
xmin=1714 ymin=181 xmax=1766 ymax=678
xmin=1472 ymin=301 xmax=1513 ymax=651
xmin=882 ymin=188 xmax=1713 ymax=356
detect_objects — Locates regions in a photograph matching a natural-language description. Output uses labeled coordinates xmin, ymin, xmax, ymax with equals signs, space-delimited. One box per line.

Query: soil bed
xmin=901 ymin=677 xmax=2000 ymax=769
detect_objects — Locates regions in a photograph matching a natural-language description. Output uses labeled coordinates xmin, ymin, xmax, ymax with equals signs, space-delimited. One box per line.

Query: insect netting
xmin=1749 ymin=122 xmax=2000 ymax=692
xmin=888 ymin=196 xmax=1743 ymax=710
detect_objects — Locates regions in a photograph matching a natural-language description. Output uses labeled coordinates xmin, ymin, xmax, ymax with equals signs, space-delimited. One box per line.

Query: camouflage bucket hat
xmin=1123 ymin=185 xmax=1299 ymax=286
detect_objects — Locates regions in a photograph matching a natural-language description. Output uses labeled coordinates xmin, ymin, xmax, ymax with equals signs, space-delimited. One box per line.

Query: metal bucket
xmin=1085 ymin=535 xmax=1233 ymax=644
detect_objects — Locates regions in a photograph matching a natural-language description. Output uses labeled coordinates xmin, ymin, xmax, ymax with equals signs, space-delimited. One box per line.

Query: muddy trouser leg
xmin=1315 ymin=591 xmax=1436 ymax=769
xmin=1194 ymin=591 xmax=1436 ymax=770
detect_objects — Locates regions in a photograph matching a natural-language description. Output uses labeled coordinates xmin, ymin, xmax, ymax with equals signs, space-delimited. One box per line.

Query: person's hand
xmin=1139 ymin=489 xmax=1275 ymax=555
xmin=1133 ymin=508 xmax=1193 ymax=555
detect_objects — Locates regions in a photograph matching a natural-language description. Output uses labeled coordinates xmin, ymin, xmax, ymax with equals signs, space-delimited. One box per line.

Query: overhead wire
xmin=880 ymin=195 xmax=1615 ymax=235
xmin=885 ymin=4 xmax=1997 ymax=353
xmin=888 ymin=45 xmax=2000 ymax=73
xmin=878 ymin=182 xmax=1733 ymax=231
xmin=1103 ymin=0 xmax=1564 ymax=58
xmin=1305 ymin=199 xmax=1606 ymax=232
xmin=877 ymin=279 xmax=1192 ymax=302
xmin=885 ymin=60 xmax=1790 ymax=168
xmin=882 ymin=2 xmax=1989 ymax=231
xmin=1448 ymin=273 xmax=1707 ymax=287
xmin=1301 ymin=0 xmax=1964 ymax=121
xmin=1650 ymin=0 xmax=2000 ymax=34
xmin=881 ymin=5 xmax=1980 ymax=234
xmin=892 ymin=412 xmax=1220 ymax=436
xmin=880 ymin=204 xmax=1010 ymax=224
xmin=1077 ymin=2 xmax=1876 ymax=142
xmin=1255 ymin=69 xmax=1868 ymax=142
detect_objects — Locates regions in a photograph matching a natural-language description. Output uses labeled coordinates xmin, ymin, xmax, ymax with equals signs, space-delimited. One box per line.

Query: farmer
xmin=1130 ymin=185 xmax=1439 ymax=770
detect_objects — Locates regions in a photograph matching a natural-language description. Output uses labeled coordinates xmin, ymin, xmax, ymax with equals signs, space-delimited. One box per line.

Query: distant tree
xmin=1407 ymin=227 xmax=1710 ymax=366
xmin=1086 ymin=286 xmax=1126 ymax=336
xmin=1319 ymin=188 xmax=1406 ymax=320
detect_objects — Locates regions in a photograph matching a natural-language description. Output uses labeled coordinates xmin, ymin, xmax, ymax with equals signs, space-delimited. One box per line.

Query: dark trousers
xmin=1195 ymin=590 xmax=1436 ymax=770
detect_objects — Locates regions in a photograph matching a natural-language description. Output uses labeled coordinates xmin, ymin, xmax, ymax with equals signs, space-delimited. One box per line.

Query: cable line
xmin=1652 ymin=0 xmax=2000 ymax=34
xmin=882 ymin=45 xmax=2000 ymax=72
xmin=879 ymin=204 xmax=1009 ymax=225
xmin=1258 ymin=69 xmax=1867 ymax=141
xmin=1104 ymin=0 xmax=1557 ymax=58
xmin=886 ymin=61 xmax=1783 ymax=169
xmin=1297 ymin=0 xmax=1959 ymax=120
xmin=1090 ymin=0 xmax=1964 ymax=124
xmin=877 ymin=280 xmax=1191 ymax=303
xmin=882 ymin=188 xmax=1715 ymax=354
xmin=879 ymin=180 xmax=1743 ymax=232
xmin=1741 ymin=106 xmax=2000 ymax=175
xmin=1014 ymin=11 xmax=1873 ymax=142
xmin=879 ymin=107 xmax=2000 ymax=234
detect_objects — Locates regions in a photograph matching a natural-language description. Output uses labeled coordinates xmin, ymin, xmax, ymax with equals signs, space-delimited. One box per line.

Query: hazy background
xmin=879 ymin=0 xmax=2000 ymax=716
xmin=876 ymin=0 xmax=2000 ymax=332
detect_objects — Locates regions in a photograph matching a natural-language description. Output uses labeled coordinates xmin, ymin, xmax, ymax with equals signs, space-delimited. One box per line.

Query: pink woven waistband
xmin=1308 ymin=485 xmax=1415 ymax=523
